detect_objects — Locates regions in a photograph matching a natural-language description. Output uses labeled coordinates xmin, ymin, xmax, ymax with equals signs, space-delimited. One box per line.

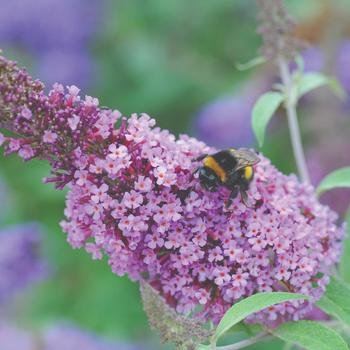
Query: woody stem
xmin=278 ymin=56 xmax=311 ymax=184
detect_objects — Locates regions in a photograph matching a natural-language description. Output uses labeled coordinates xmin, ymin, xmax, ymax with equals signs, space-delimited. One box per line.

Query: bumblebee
xmin=192 ymin=148 xmax=260 ymax=207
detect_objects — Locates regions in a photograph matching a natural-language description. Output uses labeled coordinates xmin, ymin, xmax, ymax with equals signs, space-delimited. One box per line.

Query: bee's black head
xmin=198 ymin=167 xmax=219 ymax=192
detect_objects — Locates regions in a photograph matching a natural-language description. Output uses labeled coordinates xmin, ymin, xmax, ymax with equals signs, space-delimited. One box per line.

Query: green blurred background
xmin=0 ymin=0 xmax=349 ymax=348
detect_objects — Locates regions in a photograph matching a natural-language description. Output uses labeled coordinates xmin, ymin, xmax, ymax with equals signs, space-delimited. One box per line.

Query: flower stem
xmin=214 ymin=332 xmax=271 ymax=350
xmin=278 ymin=57 xmax=311 ymax=184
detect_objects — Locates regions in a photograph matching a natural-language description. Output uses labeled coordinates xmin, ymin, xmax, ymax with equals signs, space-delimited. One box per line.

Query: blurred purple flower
xmin=37 ymin=50 xmax=95 ymax=90
xmin=0 ymin=224 xmax=46 ymax=304
xmin=0 ymin=323 xmax=148 ymax=350
xmin=301 ymin=47 xmax=325 ymax=72
xmin=43 ymin=324 xmax=148 ymax=350
xmin=0 ymin=323 xmax=35 ymax=350
xmin=0 ymin=0 xmax=100 ymax=50
xmin=289 ymin=46 xmax=325 ymax=75
xmin=0 ymin=0 xmax=102 ymax=89
xmin=308 ymin=142 xmax=350 ymax=216
xmin=193 ymin=95 xmax=255 ymax=149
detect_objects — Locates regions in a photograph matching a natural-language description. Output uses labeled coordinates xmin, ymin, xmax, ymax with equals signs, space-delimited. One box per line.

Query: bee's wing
xmin=230 ymin=148 xmax=260 ymax=166
xmin=228 ymin=149 xmax=260 ymax=172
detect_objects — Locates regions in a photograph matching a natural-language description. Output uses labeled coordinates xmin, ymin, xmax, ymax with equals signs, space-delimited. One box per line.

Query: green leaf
xmin=252 ymin=92 xmax=284 ymax=147
xmin=322 ymin=277 xmax=350 ymax=313
xmin=297 ymin=72 xmax=346 ymax=100
xmin=236 ymin=56 xmax=266 ymax=71
xmin=296 ymin=72 xmax=328 ymax=98
xmin=213 ymin=292 xmax=307 ymax=342
xmin=328 ymin=78 xmax=347 ymax=100
xmin=274 ymin=320 xmax=348 ymax=350
xmin=340 ymin=208 xmax=350 ymax=283
xmin=196 ymin=345 xmax=210 ymax=350
xmin=225 ymin=321 xmax=255 ymax=336
xmin=316 ymin=276 xmax=350 ymax=326
xmin=316 ymin=167 xmax=350 ymax=196
xmin=316 ymin=296 xmax=350 ymax=326
xmin=295 ymin=55 xmax=305 ymax=73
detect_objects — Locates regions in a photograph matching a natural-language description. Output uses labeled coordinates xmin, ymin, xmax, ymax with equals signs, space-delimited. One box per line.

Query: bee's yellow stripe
xmin=204 ymin=156 xmax=227 ymax=182
xmin=244 ymin=166 xmax=253 ymax=181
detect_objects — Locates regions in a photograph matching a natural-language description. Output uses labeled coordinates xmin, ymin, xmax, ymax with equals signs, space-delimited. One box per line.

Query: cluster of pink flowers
xmin=0 ymin=55 xmax=346 ymax=325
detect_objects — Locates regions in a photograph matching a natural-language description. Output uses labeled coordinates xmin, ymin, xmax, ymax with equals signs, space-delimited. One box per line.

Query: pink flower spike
xmin=74 ymin=170 xmax=89 ymax=187
xmin=0 ymin=54 xmax=346 ymax=327
xmin=20 ymin=106 xmax=32 ymax=120
xmin=43 ymin=130 xmax=58 ymax=144
xmin=85 ymin=243 xmax=103 ymax=260
xmin=213 ymin=267 xmax=231 ymax=286
xmin=67 ymin=85 xmax=80 ymax=96
xmin=195 ymin=289 xmax=210 ymax=305
xmin=90 ymin=184 xmax=109 ymax=204
xmin=108 ymin=144 xmax=128 ymax=160
xmin=135 ymin=176 xmax=152 ymax=192
xmin=122 ymin=190 xmax=143 ymax=209
xmin=18 ymin=145 xmax=34 ymax=160
xmin=68 ymin=115 xmax=80 ymax=131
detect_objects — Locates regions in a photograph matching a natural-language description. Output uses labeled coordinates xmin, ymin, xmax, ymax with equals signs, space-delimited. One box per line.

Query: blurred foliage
xmin=93 ymin=0 xmax=260 ymax=134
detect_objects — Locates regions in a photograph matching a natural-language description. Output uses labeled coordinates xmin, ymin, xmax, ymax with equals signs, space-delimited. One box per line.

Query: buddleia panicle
xmin=0 ymin=54 xmax=346 ymax=327
xmin=257 ymin=0 xmax=306 ymax=61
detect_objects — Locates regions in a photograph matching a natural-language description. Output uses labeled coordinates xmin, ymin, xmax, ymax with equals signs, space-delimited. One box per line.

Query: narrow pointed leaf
xmin=316 ymin=167 xmax=350 ymax=196
xmin=236 ymin=56 xmax=266 ymax=71
xmin=297 ymin=72 xmax=328 ymax=98
xmin=340 ymin=209 xmax=350 ymax=282
xmin=316 ymin=276 xmax=350 ymax=325
xmin=328 ymin=77 xmax=347 ymax=100
xmin=213 ymin=292 xmax=307 ymax=342
xmin=274 ymin=320 xmax=348 ymax=350
xmin=197 ymin=345 xmax=210 ymax=350
xmin=297 ymin=72 xmax=346 ymax=100
xmin=295 ymin=55 xmax=305 ymax=73
xmin=322 ymin=277 xmax=350 ymax=312
xmin=316 ymin=296 xmax=350 ymax=325
xmin=252 ymin=92 xmax=284 ymax=147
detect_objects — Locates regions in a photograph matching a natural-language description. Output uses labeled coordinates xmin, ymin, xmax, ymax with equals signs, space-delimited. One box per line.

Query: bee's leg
xmin=225 ymin=186 xmax=239 ymax=208
xmin=190 ymin=167 xmax=200 ymax=181
xmin=240 ymin=190 xmax=255 ymax=208
xmin=240 ymin=190 xmax=249 ymax=206
xmin=192 ymin=154 xmax=208 ymax=162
